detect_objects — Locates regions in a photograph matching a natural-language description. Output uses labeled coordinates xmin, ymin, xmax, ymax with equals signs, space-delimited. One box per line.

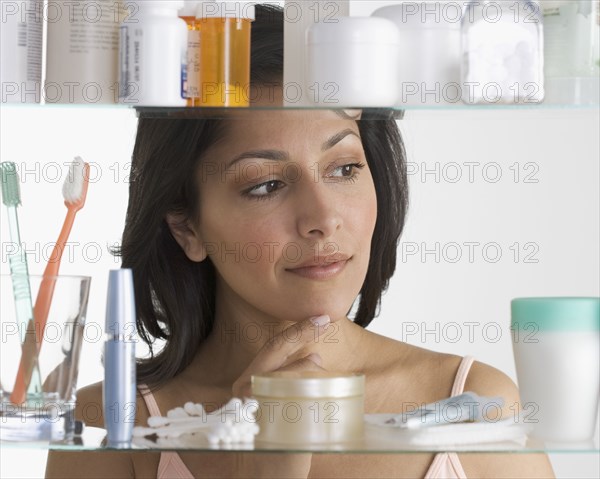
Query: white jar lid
xmin=306 ymin=16 xmax=400 ymax=45
xmin=196 ymin=0 xmax=255 ymax=20
xmin=372 ymin=3 xmax=462 ymax=29
xmin=252 ymin=371 xmax=365 ymax=398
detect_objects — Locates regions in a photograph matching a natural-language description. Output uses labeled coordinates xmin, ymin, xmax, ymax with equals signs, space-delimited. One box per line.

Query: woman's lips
xmin=286 ymin=259 xmax=350 ymax=280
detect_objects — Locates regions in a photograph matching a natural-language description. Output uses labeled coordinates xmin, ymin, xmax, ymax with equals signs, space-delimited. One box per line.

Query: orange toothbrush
xmin=10 ymin=157 xmax=90 ymax=405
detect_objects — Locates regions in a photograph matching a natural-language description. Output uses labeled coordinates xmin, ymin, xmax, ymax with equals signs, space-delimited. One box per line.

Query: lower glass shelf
xmin=2 ymin=427 xmax=598 ymax=454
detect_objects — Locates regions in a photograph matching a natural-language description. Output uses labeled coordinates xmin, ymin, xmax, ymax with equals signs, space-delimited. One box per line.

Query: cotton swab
xmin=133 ymin=398 xmax=260 ymax=445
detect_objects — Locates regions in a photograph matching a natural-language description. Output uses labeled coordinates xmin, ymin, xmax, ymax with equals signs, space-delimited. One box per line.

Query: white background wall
xmin=1 ymin=1 xmax=599 ymax=478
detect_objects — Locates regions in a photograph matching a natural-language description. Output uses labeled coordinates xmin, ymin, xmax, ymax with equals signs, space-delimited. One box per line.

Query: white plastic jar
xmin=251 ymin=371 xmax=365 ymax=445
xmin=372 ymin=2 xmax=462 ymax=106
xmin=119 ymin=0 xmax=188 ymax=106
xmin=305 ymin=17 xmax=400 ymax=108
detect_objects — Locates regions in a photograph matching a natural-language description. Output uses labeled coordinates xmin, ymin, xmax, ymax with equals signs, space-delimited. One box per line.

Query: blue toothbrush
xmin=1 ymin=162 xmax=42 ymax=403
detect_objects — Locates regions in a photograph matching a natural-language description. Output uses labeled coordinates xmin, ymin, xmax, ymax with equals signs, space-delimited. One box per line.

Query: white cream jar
xmin=305 ymin=17 xmax=400 ymax=108
xmin=251 ymin=371 xmax=365 ymax=445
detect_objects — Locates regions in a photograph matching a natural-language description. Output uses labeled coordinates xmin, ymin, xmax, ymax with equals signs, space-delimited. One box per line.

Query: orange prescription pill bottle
xmin=195 ymin=0 xmax=255 ymax=107
xmin=179 ymin=1 xmax=202 ymax=106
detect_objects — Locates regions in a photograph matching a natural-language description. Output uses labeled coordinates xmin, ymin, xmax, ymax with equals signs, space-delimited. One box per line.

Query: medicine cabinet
xmin=0 ymin=3 xmax=598 ymax=479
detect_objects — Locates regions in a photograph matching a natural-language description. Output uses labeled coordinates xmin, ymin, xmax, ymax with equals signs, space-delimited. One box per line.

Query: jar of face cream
xmin=305 ymin=17 xmax=401 ymax=108
xmin=251 ymin=371 xmax=365 ymax=445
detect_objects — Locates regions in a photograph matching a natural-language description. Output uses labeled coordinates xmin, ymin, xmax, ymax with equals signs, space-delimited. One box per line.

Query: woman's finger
xmin=234 ymin=315 xmax=330 ymax=389
xmin=231 ymin=315 xmax=329 ymax=400
xmin=277 ymin=353 xmax=324 ymax=372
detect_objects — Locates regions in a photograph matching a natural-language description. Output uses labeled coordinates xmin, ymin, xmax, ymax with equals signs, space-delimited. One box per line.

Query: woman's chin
xmin=287 ymin=302 xmax=355 ymax=323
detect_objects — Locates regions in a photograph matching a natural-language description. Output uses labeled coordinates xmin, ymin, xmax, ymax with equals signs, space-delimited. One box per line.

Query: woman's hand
xmin=232 ymin=314 xmax=330 ymax=398
xmin=228 ymin=314 xmax=330 ymax=479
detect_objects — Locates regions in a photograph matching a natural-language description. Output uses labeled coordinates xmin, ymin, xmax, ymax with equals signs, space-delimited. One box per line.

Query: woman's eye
xmin=243 ymin=179 xmax=284 ymax=200
xmin=331 ymin=162 xmax=366 ymax=181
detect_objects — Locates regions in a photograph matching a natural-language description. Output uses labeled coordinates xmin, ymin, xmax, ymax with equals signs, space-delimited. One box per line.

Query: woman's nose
xmin=295 ymin=179 xmax=343 ymax=240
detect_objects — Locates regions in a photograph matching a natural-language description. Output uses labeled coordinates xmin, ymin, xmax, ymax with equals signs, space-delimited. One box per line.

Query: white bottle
xmin=372 ymin=2 xmax=462 ymax=106
xmin=45 ymin=0 xmax=123 ymax=104
xmin=119 ymin=0 xmax=188 ymax=107
xmin=283 ymin=0 xmax=349 ymax=107
xmin=0 ymin=0 xmax=43 ymax=103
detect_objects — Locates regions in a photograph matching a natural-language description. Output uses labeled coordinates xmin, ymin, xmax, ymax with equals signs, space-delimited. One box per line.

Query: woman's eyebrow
xmin=321 ymin=128 xmax=360 ymax=152
xmin=226 ymin=149 xmax=289 ymax=170
xmin=226 ymin=129 xmax=360 ymax=171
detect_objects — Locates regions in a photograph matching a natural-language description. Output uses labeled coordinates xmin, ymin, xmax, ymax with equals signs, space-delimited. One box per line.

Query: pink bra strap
xmin=450 ymin=355 xmax=475 ymax=397
xmin=157 ymin=452 xmax=196 ymax=479
xmin=137 ymin=384 xmax=196 ymax=478
xmin=424 ymin=356 xmax=475 ymax=479
xmin=138 ymin=383 xmax=162 ymax=417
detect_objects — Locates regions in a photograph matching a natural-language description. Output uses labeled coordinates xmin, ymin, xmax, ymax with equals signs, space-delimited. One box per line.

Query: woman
xmin=46 ymin=5 xmax=554 ymax=478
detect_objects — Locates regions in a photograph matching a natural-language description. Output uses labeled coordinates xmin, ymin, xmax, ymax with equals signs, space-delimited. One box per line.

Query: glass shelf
xmin=1 ymin=75 xmax=598 ymax=119
xmin=2 ymin=426 xmax=598 ymax=454
xmin=2 ymin=101 xmax=598 ymax=115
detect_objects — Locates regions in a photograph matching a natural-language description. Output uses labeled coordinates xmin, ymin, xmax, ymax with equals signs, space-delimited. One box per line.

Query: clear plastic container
xmin=194 ymin=0 xmax=255 ymax=107
xmin=542 ymin=0 xmax=600 ymax=78
xmin=461 ymin=0 xmax=545 ymax=104
xmin=251 ymin=371 xmax=365 ymax=445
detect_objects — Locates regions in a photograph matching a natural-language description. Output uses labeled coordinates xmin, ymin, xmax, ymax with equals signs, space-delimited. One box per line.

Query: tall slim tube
xmin=103 ymin=269 xmax=137 ymax=448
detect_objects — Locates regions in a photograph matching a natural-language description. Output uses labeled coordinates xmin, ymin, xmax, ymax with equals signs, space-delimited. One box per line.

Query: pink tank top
xmin=139 ymin=356 xmax=474 ymax=479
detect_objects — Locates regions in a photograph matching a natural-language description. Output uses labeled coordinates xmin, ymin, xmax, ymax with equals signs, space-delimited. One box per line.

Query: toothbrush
xmin=10 ymin=157 xmax=90 ymax=405
xmin=1 ymin=162 xmax=43 ymax=404
xmin=383 ymin=392 xmax=505 ymax=429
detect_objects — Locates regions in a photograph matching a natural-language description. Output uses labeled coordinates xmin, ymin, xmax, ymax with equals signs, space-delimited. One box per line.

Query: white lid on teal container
xmin=511 ymin=297 xmax=600 ymax=331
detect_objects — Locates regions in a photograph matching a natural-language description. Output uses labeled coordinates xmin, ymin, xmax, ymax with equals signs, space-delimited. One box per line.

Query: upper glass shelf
xmin=1 ymin=77 xmax=598 ymax=118
xmin=3 ymin=426 xmax=599 ymax=454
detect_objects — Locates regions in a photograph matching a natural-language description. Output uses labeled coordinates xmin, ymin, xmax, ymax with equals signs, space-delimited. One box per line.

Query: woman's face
xmin=194 ymin=110 xmax=378 ymax=323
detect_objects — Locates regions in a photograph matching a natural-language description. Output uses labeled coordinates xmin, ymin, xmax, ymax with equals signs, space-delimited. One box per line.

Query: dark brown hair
xmin=117 ymin=4 xmax=409 ymax=388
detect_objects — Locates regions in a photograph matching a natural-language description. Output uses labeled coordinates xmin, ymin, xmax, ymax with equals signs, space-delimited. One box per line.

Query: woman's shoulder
xmin=75 ymin=380 xmax=154 ymax=429
xmin=75 ymin=381 xmax=104 ymax=428
xmin=364 ymin=331 xmax=519 ymax=408
xmin=361 ymin=329 xmax=461 ymax=379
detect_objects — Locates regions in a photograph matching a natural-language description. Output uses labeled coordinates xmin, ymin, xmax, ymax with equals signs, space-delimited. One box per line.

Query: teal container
xmin=511 ymin=297 xmax=600 ymax=332
xmin=511 ymin=296 xmax=600 ymax=442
